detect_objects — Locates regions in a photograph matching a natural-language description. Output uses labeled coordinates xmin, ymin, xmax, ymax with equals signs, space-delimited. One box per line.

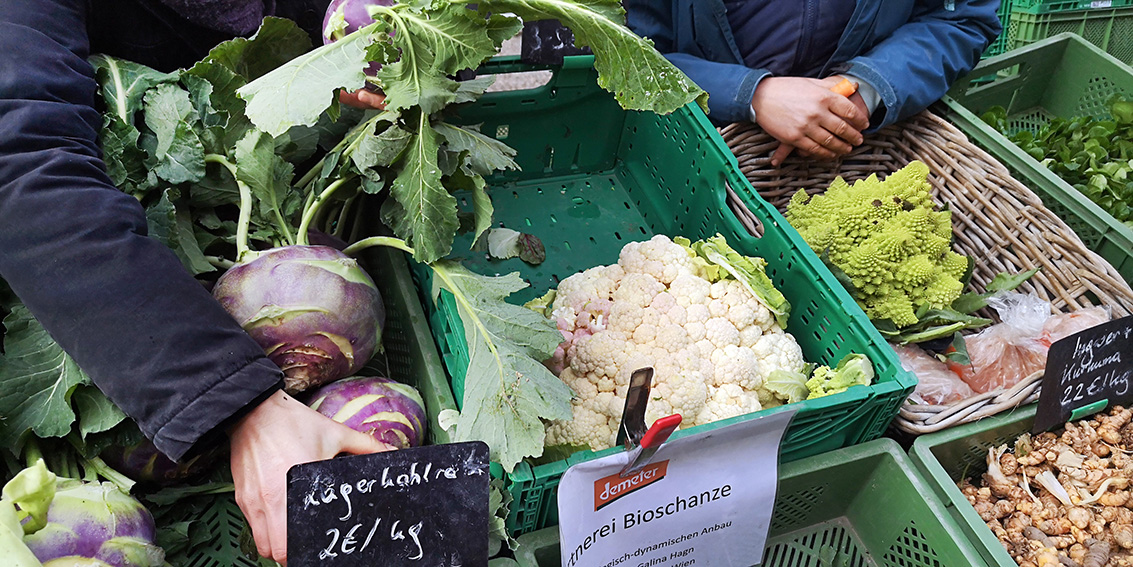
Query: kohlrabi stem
xmin=81 ymin=456 xmax=135 ymax=492
xmin=206 ymin=255 xmax=234 ymax=269
xmin=205 ymin=154 xmax=253 ymax=261
xmin=295 ymin=111 xmax=383 ymax=192
xmin=23 ymin=438 xmax=44 ymax=470
xmin=332 ymin=196 xmax=357 ymax=238
xmin=342 ymin=235 xmax=413 ymax=256
xmin=297 ymin=176 xmax=354 ymax=245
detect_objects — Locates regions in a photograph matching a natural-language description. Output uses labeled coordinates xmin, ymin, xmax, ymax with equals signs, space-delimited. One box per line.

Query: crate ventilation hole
xmin=769 ymin=485 xmax=826 ymax=532
xmin=762 ymin=524 xmax=866 ymax=567
xmin=882 ymin=522 xmax=942 ymax=567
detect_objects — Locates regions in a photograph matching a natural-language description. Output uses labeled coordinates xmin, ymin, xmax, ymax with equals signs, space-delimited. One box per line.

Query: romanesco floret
xmin=785 ymin=161 xmax=968 ymax=328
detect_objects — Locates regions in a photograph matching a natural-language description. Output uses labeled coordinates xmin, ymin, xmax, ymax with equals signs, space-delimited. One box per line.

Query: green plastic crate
xmin=512 ymin=439 xmax=990 ymax=567
xmin=1014 ymin=0 xmax=1133 ymax=13
xmin=942 ymin=32 xmax=1133 ymax=286
xmin=1009 ymin=5 xmax=1133 ymax=62
xmin=908 ymin=405 xmax=1039 ymax=567
xmin=986 ymin=0 xmax=1015 ymax=59
xmin=356 ymin=243 xmax=457 ymax=446
xmin=407 ymin=56 xmax=915 ymax=536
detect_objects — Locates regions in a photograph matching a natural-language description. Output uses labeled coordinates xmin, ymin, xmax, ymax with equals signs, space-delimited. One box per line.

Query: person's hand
xmin=228 ymin=389 xmax=394 ymax=565
xmin=339 ymin=88 xmax=387 ymax=110
xmin=751 ymin=76 xmax=870 ymax=166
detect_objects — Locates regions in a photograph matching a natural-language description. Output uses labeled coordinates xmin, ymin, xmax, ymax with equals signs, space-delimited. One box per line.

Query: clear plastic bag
xmin=892 ymin=342 xmax=974 ymax=405
xmin=1041 ymin=306 xmax=1111 ymax=346
xmin=951 ymin=292 xmax=1051 ymax=394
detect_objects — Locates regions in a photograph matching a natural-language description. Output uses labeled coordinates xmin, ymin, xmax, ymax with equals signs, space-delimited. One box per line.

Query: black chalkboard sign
xmin=520 ymin=20 xmax=592 ymax=65
xmin=287 ymin=441 xmax=490 ymax=567
xmin=1034 ymin=315 xmax=1133 ymax=432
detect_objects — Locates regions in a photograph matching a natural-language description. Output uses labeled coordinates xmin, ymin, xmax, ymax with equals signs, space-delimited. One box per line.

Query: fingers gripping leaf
xmin=479 ymin=0 xmax=708 ymax=115
xmin=429 ymin=261 xmax=572 ymax=471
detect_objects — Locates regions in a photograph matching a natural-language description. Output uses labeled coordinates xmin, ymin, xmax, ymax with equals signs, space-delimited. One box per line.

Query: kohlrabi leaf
xmin=238 ymin=27 xmax=376 ymax=137
xmin=143 ymin=83 xmax=206 ymax=184
xmin=435 ymin=122 xmax=518 ymax=176
xmin=235 ymin=130 xmax=299 ymax=245
xmin=0 ymin=304 xmax=88 ymax=449
xmin=351 ymin=116 xmax=412 ymax=176
xmin=0 ymin=500 xmax=42 ymax=567
xmin=71 ymin=384 xmax=128 ymax=440
xmin=479 ymin=0 xmax=708 ymax=115
xmin=427 ymin=261 xmax=572 ymax=471
xmin=100 ymin=117 xmax=148 ymax=192
xmin=452 ymin=76 xmax=497 ymax=104
xmin=201 ymin=17 xmax=312 ymax=82
xmin=2 ymin=458 xmax=55 ymax=534
xmin=391 ymin=114 xmax=459 ymax=263
xmin=89 ymin=54 xmax=179 ymax=124
xmin=376 ymin=31 xmax=461 ymax=115
xmin=986 ymin=268 xmax=1040 ymax=292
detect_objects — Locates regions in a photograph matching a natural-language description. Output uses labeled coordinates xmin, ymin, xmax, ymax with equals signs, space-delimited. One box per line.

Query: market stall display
xmin=719 ymin=110 xmax=1133 ymax=436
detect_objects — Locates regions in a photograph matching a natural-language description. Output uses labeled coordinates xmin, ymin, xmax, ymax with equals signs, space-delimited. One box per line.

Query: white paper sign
xmin=557 ymin=409 xmax=796 ymax=567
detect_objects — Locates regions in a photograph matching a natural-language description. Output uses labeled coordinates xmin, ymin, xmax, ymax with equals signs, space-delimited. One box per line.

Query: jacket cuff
xmin=152 ymin=357 xmax=284 ymax=461
xmin=838 ymin=60 xmax=897 ymax=131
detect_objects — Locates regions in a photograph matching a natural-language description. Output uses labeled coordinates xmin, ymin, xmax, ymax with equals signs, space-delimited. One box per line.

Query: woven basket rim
xmin=717 ymin=109 xmax=1133 ymax=436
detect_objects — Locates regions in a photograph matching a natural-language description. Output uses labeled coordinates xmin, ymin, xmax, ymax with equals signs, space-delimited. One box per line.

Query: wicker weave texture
xmin=718 ymin=110 xmax=1133 ymax=434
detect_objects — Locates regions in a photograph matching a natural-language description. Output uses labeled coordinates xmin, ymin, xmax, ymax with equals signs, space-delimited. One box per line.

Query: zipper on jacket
xmin=793 ymin=0 xmax=818 ymax=73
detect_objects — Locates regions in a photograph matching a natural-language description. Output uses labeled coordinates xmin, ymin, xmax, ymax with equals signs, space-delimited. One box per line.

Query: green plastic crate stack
xmin=512 ymin=439 xmax=990 ymax=567
xmin=908 ymin=405 xmax=1041 ymax=567
xmin=1008 ymin=0 xmax=1133 ymax=63
xmin=405 ymin=55 xmax=916 ymax=536
xmin=941 ymin=32 xmax=1133 ymax=286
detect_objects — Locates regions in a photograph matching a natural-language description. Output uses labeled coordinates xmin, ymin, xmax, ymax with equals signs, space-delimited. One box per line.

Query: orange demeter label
xmin=593 ymin=460 xmax=669 ymax=511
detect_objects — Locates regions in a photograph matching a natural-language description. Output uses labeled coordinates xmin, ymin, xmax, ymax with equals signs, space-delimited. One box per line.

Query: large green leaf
xmin=428 ymin=262 xmax=572 ymax=471
xmin=238 ymin=27 xmax=375 ymax=137
xmin=390 ymin=113 xmax=458 ymax=262
xmin=89 ymin=55 xmax=179 ymax=123
xmin=435 ymin=122 xmax=518 ymax=176
xmin=202 ymin=17 xmax=312 ymax=81
xmin=351 ymin=116 xmax=412 ymax=177
xmin=71 ymin=384 xmax=128 ymax=439
xmin=100 ymin=116 xmax=148 ymax=192
xmin=143 ymin=83 xmax=206 ymax=184
xmin=235 ymin=130 xmax=299 ymax=246
xmin=0 ymin=304 xmax=88 ymax=449
xmin=480 ymin=0 xmax=707 ymax=114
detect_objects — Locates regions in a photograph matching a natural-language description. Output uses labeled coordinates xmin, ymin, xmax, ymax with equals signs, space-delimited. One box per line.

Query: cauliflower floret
xmin=710 ymin=344 xmax=762 ymax=390
xmin=553 ymin=264 xmax=623 ymax=315
xmin=612 ymin=272 xmax=665 ymax=308
xmin=546 ymin=402 xmax=617 ymax=449
xmin=751 ymin=332 xmax=805 ymax=384
xmin=569 ymin=332 xmax=626 ymax=380
xmin=668 ymin=273 xmax=711 ymax=308
xmin=618 ymin=234 xmax=696 ymax=284
xmin=704 ymin=316 xmax=740 ymax=348
xmin=694 ymin=384 xmax=762 ymax=426
xmin=738 ymin=324 xmax=763 ymax=348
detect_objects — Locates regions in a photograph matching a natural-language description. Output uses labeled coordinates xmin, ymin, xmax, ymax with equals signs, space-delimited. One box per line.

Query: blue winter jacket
xmin=625 ymin=0 xmax=1002 ymax=129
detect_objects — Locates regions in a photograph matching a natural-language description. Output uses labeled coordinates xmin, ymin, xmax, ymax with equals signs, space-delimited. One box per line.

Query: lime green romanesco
xmin=785 ymin=161 xmax=968 ymax=328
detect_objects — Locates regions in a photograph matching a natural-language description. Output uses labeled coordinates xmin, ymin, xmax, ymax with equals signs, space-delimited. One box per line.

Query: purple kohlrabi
xmin=213 ymin=245 xmax=385 ymax=393
xmin=23 ymin=480 xmax=163 ymax=567
xmin=99 ymin=436 xmax=220 ymax=486
xmin=307 ymin=376 xmax=427 ymax=448
xmin=322 ymin=0 xmax=396 ymax=84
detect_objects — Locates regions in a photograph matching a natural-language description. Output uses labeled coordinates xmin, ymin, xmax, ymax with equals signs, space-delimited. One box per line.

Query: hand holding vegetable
xmin=228 ymin=390 xmax=395 ymax=565
xmin=751 ymin=76 xmax=868 ymax=165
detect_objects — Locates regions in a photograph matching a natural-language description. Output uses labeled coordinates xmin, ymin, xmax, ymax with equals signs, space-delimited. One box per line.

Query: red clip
xmin=640 ymin=414 xmax=682 ymax=449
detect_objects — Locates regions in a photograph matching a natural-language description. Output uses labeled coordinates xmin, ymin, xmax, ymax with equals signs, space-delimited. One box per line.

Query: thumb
xmin=337 ymin=427 xmax=396 ymax=456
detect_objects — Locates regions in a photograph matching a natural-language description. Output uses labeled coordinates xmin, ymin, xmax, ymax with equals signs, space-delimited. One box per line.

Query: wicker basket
xmin=718 ymin=110 xmax=1133 ymax=435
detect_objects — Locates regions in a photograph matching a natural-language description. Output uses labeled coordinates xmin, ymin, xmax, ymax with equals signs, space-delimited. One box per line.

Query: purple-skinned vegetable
xmin=99 ymin=438 xmax=220 ymax=487
xmin=213 ymin=245 xmax=385 ymax=393
xmin=322 ymin=0 xmax=396 ymax=87
xmin=307 ymin=376 xmax=427 ymax=448
xmin=23 ymin=480 xmax=163 ymax=567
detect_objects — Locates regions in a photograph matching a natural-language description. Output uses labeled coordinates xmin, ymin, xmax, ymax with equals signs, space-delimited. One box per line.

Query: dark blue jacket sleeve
xmin=839 ymin=0 xmax=1001 ymax=128
xmin=625 ymin=0 xmax=770 ymax=124
xmin=0 ymin=0 xmax=283 ymax=461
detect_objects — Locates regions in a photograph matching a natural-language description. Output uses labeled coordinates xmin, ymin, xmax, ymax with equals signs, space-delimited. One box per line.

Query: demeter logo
xmin=593 ymin=461 xmax=669 ymax=510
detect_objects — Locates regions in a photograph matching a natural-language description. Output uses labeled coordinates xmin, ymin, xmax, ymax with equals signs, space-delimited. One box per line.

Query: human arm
xmin=753 ymin=75 xmax=869 ymax=165
xmin=836 ymin=0 xmax=1001 ymax=129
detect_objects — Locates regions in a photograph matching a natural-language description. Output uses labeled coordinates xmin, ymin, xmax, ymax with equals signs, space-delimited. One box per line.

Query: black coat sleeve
xmin=0 ymin=0 xmax=283 ymax=461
